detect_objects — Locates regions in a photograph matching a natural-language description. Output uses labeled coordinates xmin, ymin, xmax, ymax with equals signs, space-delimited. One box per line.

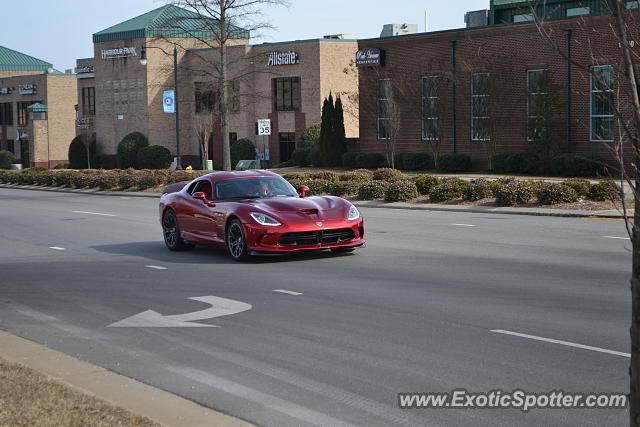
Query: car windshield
xmin=215 ymin=176 xmax=298 ymax=200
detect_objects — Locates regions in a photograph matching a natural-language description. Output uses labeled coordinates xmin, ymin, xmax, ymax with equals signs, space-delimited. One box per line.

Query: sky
xmin=2 ymin=0 xmax=489 ymax=71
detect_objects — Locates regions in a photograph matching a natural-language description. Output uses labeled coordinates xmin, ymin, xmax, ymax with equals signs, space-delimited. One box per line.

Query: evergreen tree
xmin=319 ymin=93 xmax=336 ymax=166
xmin=334 ymin=96 xmax=347 ymax=165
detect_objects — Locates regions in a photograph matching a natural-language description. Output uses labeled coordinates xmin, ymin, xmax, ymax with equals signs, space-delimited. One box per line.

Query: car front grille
xmin=278 ymin=228 xmax=355 ymax=246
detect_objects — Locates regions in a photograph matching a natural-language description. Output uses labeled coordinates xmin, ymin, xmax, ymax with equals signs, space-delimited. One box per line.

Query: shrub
xmin=372 ymin=168 xmax=406 ymax=182
xmin=358 ymin=180 xmax=390 ymax=200
xmin=230 ymin=139 xmax=256 ymax=169
xmin=307 ymin=179 xmax=331 ymax=195
xmin=299 ymin=124 xmax=321 ymax=149
xmin=492 ymin=152 xmax=539 ymax=174
xmin=355 ymin=153 xmax=386 ymax=169
xmin=561 ymin=179 xmax=591 ymax=197
xmin=395 ymin=152 xmax=431 ymax=170
xmin=118 ymin=171 xmax=137 ymax=189
xmin=494 ymin=180 xmax=534 ymax=206
xmin=54 ymin=163 xmax=69 ymax=169
xmin=137 ymin=175 xmax=160 ymax=190
xmin=68 ymin=135 xmax=97 ymax=169
xmin=33 ymin=172 xmax=56 ymax=186
xmin=136 ymin=145 xmax=172 ymax=170
xmin=93 ymin=173 xmax=119 ymax=190
xmin=329 ymin=181 xmax=360 ymax=197
xmin=384 ymin=181 xmax=419 ymax=202
xmin=462 ymin=179 xmax=492 ymax=201
xmin=429 ymin=182 xmax=463 ymax=202
xmin=292 ymin=148 xmax=311 ymax=166
xmin=96 ymin=154 xmax=118 ymax=170
xmin=311 ymin=170 xmax=340 ymax=182
xmin=341 ymin=169 xmax=373 ymax=183
xmin=309 ymin=149 xmax=321 ymax=166
xmin=341 ymin=152 xmax=358 ymax=169
xmin=550 ymin=154 xmax=607 ymax=177
xmin=443 ymin=178 xmax=469 ymax=189
xmin=0 ymin=150 xmax=15 ymax=169
xmin=438 ymin=154 xmax=471 ymax=172
xmin=588 ymin=180 xmax=622 ymax=201
xmin=283 ymin=172 xmax=311 ymax=182
xmin=117 ymin=132 xmax=148 ymax=169
xmin=536 ymin=183 xmax=579 ymax=205
xmin=413 ymin=174 xmax=442 ymax=195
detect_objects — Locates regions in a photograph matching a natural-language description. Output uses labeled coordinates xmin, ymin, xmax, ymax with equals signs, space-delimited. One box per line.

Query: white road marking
xmin=451 ymin=223 xmax=477 ymax=227
xmin=49 ymin=246 xmax=66 ymax=251
xmin=602 ymin=235 xmax=631 ymax=240
xmin=273 ymin=289 xmax=303 ymax=296
xmin=146 ymin=265 xmax=167 ymax=270
xmin=72 ymin=210 xmax=117 ymax=217
xmin=491 ymin=329 xmax=630 ymax=358
xmin=108 ymin=296 xmax=252 ymax=328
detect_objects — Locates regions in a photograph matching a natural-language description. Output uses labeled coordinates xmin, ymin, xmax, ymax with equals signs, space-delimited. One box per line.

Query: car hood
xmin=239 ymin=196 xmax=348 ymax=220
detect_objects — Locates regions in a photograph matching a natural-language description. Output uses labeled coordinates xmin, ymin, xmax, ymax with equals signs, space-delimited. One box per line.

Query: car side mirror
xmin=193 ymin=192 xmax=215 ymax=207
xmin=298 ymin=185 xmax=309 ymax=198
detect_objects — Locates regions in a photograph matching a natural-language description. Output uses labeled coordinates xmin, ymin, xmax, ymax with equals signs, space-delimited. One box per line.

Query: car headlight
xmin=250 ymin=212 xmax=282 ymax=226
xmin=348 ymin=205 xmax=360 ymax=220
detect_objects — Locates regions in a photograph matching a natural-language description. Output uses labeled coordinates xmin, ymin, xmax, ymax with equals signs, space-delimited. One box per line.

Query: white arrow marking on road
xmin=602 ymin=235 xmax=631 ymax=240
xmin=273 ymin=289 xmax=303 ymax=296
xmin=108 ymin=296 xmax=252 ymax=328
xmin=451 ymin=223 xmax=476 ymax=227
xmin=49 ymin=246 xmax=66 ymax=251
xmin=146 ymin=265 xmax=167 ymax=270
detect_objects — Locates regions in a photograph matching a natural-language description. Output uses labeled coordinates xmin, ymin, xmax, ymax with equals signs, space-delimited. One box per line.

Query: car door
xmin=188 ymin=179 xmax=219 ymax=241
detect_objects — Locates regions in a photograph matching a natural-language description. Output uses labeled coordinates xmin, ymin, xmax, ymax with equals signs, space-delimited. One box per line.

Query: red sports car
xmin=159 ymin=170 xmax=365 ymax=261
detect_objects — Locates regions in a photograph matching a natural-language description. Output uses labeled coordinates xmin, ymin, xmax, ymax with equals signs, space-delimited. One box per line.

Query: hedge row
xmin=492 ymin=152 xmax=608 ymax=177
xmin=0 ymin=169 xmax=209 ymax=190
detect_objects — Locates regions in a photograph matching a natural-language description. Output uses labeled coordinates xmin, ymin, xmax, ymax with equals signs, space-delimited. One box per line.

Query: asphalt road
xmin=0 ymin=187 xmax=631 ymax=426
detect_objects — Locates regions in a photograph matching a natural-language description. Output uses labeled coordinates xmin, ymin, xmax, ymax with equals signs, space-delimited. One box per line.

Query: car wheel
xmin=331 ymin=247 xmax=355 ymax=254
xmin=227 ymin=219 xmax=250 ymax=261
xmin=162 ymin=209 xmax=194 ymax=251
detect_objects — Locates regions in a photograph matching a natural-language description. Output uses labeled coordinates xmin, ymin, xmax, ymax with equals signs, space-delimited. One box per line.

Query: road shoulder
xmin=0 ymin=330 xmax=252 ymax=427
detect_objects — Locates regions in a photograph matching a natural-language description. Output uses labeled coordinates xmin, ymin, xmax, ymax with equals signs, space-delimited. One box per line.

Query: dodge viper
xmin=159 ymin=170 xmax=365 ymax=261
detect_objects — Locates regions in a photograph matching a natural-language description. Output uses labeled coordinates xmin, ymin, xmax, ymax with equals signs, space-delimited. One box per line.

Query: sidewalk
xmin=0 ymin=330 xmax=252 ymax=427
xmin=0 ymin=183 xmax=632 ymax=219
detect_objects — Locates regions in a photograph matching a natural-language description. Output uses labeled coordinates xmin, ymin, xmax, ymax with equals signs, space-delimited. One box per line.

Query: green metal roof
xmin=0 ymin=46 xmax=51 ymax=71
xmin=93 ymin=4 xmax=249 ymax=43
xmin=27 ymin=103 xmax=48 ymax=113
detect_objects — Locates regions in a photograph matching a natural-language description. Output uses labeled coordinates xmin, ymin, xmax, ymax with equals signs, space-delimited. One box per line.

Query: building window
xmin=195 ymin=82 xmax=216 ymax=113
xmin=471 ymin=73 xmax=490 ymax=141
xmin=82 ymin=87 xmax=95 ymax=116
xmin=566 ymin=7 xmax=590 ymax=17
xmin=5 ymin=140 xmax=14 ymax=154
xmin=377 ymin=79 xmax=391 ymax=140
xmin=527 ymin=69 xmax=549 ymax=141
xmin=229 ymin=132 xmax=237 ymax=145
xmin=17 ymin=101 xmax=41 ymax=126
xmin=421 ymin=76 xmax=439 ymax=140
xmin=513 ymin=13 xmax=533 ymax=23
xmin=590 ymin=65 xmax=615 ymax=142
xmin=0 ymin=103 xmax=12 ymax=125
xmin=628 ymin=1 xmax=639 ymax=10
xmin=273 ymin=77 xmax=301 ymax=111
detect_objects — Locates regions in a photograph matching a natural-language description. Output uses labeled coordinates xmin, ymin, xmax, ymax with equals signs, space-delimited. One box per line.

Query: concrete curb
xmin=0 ymin=330 xmax=253 ymax=427
xmin=1 ymin=183 xmax=631 ymax=219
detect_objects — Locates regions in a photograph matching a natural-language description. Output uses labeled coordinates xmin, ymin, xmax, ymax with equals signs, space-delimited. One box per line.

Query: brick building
xmin=354 ymin=0 xmax=639 ymax=168
xmin=0 ymin=46 xmax=76 ymax=168
xmin=77 ymin=4 xmax=359 ymax=168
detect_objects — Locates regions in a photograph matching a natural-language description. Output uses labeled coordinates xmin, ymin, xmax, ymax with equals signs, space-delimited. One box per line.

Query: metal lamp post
xmin=140 ymin=45 xmax=182 ymax=170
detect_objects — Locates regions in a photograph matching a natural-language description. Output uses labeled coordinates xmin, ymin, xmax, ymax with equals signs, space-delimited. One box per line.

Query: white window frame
xmin=526 ymin=69 xmax=548 ymax=142
xmin=421 ymin=76 xmax=439 ymax=141
xmin=590 ymin=65 xmax=615 ymax=142
xmin=377 ymin=78 xmax=391 ymax=140
xmin=513 ymin=13 xmax=533 ymax=23
xmin=471 ymin=72 xmax=490 ymax=142
xmin=566 ymin=6 xmax=590 ymax=17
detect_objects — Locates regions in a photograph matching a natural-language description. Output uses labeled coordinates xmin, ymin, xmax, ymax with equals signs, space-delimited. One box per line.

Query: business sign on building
xmin=356 ymin=48 xmax=385 ymax=67
xmin=0 ymin=87 xmax=12 ymax=94
xmin=75 ymin=65 xmax=95 ymax=74
xmin=257 ymin=119 xmax=271 ymax=135
xmin=163 ymin=90 xmax=175 ymax=113
xmin=18 ymin=84 xmax=36 ymax=95
xmin=267 ymin=51 xmax=299 ymax=66
xmin=16 ymin=130 xmax=29 ymax=140
xmin=101 ymin=47 xmax=137 ymax=60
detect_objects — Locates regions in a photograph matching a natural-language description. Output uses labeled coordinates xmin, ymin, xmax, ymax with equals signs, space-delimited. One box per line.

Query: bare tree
xmin=528 ymin=1 xmax=639 ymax=424
xmin=159 ymin=0 xmax=289 ymax=171
xmin=194 ymin=113 xmax=214 ymax=169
